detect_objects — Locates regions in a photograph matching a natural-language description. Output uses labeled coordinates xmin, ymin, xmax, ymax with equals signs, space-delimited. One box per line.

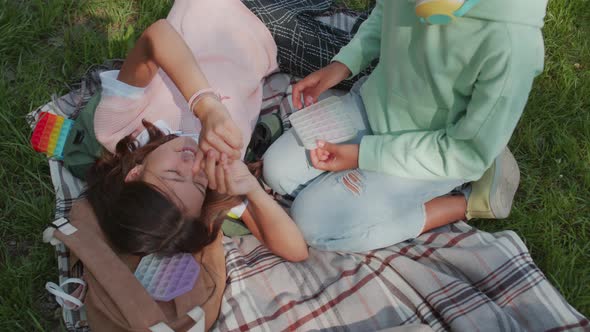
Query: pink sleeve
xmin=94 ymin=71 xmax=153 ymax=153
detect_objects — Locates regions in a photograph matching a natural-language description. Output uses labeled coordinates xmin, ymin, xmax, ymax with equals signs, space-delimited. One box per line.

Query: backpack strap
xmin=45 ymin=199 xmax=168 ymax=329
xmin=149 ymin=307 xmax=204 ymax=332
xmin=45 ymin=278 xmax=86 ymax=310
xmin=44 ymin=199 xmax=208 ymax=331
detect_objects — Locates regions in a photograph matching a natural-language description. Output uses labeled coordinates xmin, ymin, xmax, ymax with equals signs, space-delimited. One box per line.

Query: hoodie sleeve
xmin=332 ymin=0 xmax=383 ymax=76
xmin=358 ymin=43 xmax=544 ymax=181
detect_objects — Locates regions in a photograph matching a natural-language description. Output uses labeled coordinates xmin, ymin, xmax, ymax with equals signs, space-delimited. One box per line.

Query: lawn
xmin=0 ymin=0 xmax=588 ymax=330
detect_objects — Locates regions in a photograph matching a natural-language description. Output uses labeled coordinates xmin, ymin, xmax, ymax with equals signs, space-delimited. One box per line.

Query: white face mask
xmin=134 ymin=120 xmax=199 ymax=148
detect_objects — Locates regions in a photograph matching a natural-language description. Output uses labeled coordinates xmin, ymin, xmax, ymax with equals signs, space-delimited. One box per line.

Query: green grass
xmin=0 ymin=0 xmax=588 ymax=330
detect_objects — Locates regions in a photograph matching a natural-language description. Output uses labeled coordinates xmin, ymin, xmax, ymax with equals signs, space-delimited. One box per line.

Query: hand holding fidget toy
xmin=289 ymin=96 xmax=358 ymax=150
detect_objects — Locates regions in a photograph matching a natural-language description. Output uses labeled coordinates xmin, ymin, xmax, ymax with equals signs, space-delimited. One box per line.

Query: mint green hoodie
xmin=333 ymin=0 xmax=547 ymax=181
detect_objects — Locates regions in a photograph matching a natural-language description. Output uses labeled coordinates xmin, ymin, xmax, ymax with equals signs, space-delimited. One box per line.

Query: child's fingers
xmin=206 ymin=134 xmax=239 ymax=160
xmin=220 ymin=122 xmax=244 ymax=150
xmin=312 ymin=143 xmax=331 ymax=161
xmin=315 ymin=149 xmax=325 ymax=161
xmin=309 ymin=149 xmax=320 ymax=168
xmin=310 ymin=150 xmax=329 ymax=170
xmin=192 ymin=149 xmax=205 ymax=176
xmin=216 ymin=153 xmax=228 ymax=193
xmin=292 ymin=83 xmax=306 ymax=109
xmin=206 ymin=150 xmax=218 ymax=190
xmin=316 ymin=140 xmax=337 ymax=153
xmin=314 ymin=159 xmax=330 ymax=171
xmin=223 ymin=162 xmax=235 ymax=194
xmin=292 ymin=76 xmax=318 ymax=109
xmin=318 ymin=149 xmax=330 ymax=161
xmin=199 ymin=141 xmax=212 ymax=157
xmin=215 ymin=163 xmax=226 ymax=194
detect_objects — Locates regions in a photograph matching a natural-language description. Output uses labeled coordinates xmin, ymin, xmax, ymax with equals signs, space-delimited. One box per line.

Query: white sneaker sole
xmin=490 ymin=148 xmax=520 ymax=219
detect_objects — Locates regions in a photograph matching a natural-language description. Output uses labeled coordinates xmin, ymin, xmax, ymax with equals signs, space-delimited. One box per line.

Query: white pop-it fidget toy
xmin=289 ymin=96 xmax=358 ymax=150
xmin=134 ymin=253 xmax=200 ymax=302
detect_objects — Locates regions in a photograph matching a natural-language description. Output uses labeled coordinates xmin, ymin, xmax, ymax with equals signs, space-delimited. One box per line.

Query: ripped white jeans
xmin=262 ymin=79 xmax=462 ymax=252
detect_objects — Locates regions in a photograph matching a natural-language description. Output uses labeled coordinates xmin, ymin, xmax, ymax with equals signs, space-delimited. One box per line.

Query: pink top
xmin=94 ymin=0 xmax=278 ymax=154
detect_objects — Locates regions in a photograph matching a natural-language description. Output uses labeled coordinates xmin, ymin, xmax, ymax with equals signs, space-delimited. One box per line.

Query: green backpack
xmin=62 ymin=92 xmax=103 ymax=180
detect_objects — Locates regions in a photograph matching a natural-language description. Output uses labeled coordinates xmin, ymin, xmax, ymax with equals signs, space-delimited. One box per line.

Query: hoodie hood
xmin=464 ymin=0 xmax=548 ymax=28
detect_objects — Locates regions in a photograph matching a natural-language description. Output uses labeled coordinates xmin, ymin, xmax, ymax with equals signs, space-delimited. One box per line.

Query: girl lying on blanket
xmin=84 ymin=1 xmax=307 ymax=328
xmin=87 ymin=0 xmax=308 ymax=260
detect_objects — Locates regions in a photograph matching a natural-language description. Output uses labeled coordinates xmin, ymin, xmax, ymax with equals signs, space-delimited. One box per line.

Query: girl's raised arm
xmin=207 ymin=153 xmax=309 ymax=262
xmin=117 ymin=19 xmax=208 ymax=97
xmin=116 ymin=19 xmax=243 ymax=159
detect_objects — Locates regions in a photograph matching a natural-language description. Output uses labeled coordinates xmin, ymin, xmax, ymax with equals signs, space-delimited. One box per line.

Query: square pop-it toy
xmin=30 ymin=112 xmax=74 ymax=159
xmin=289 ymin=96 xmax=358 ymax=150
xmin=134 ymin=253 xmax=200 ymax=302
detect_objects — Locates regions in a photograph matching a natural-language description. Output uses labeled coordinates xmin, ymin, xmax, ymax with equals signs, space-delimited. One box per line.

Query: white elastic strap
xmin=186 ymin=306 xmax=205 ymax=332
xmin=45 ymin=278 xmax=86 ymax=310
xmin=43 ymin=217 xmax=77 ymax=245
xmin=134 ymin=120 xmax=199 ymax=148
xmin=177 ymin=133 xmax=200 ymax=144
xmin=149 ymin=323 xmax=175 ymax=332
xmin=148 ymin=307 xmax=205 ymax=332
xmin=134 ymin=120 xmax=175 ymax=148
xmin=51 ymin=217 xmax=78 ymax=236
xmin=42 ymin=227 xmax=62 ymax=246
xmin=149 ymin=322 xmax=174 ymax=332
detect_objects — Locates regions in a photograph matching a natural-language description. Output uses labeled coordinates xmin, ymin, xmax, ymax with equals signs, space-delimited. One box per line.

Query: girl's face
xmin=138 ymin=136 xmax=208 ymax=218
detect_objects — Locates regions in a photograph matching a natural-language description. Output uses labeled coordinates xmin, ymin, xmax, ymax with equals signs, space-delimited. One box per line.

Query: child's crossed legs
xmin=263 ymin=84 xmax=467 ymax=252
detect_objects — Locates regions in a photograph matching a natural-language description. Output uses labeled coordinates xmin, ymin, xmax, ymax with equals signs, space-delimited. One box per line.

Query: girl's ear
xmin=125 ymin=164 xmax=144 ymax=183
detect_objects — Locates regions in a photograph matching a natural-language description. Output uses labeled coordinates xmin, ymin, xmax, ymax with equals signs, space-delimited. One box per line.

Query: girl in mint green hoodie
xmin=263 ymin=0 xmax=547 ymax=252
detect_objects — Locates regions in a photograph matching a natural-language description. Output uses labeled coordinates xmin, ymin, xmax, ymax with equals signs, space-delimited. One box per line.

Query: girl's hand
xmin=194 ymin=97 xmax=243 ymax=160
xmin=292 ymin=62 xmax=351 ymax=109
xmin=310 ymin=141 xmax=359 ymax=172
xmin=206 ymin=152 xmax=258 ymax=195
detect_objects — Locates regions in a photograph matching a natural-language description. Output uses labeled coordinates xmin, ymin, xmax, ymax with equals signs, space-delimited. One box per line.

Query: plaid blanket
xmin=218 ymin=225 xmax=589 ymax=331
xmin=33 ymin=71 xmax=589 ymax=331
xmin=242 ymin=0 xmax=375 ymax=89
xmin=30 ymin=5 xmax=588 ymax=329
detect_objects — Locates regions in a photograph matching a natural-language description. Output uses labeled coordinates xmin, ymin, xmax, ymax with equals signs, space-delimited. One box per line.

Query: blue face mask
xmin=415 ymin=0 xmax=481 ymax=25
xmin=134 ymin=120 xmax=199 ymax=148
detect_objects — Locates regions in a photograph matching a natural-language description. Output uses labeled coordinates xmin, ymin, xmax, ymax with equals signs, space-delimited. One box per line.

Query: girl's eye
xmin=166 ymin=170 xmax=185 ymax=180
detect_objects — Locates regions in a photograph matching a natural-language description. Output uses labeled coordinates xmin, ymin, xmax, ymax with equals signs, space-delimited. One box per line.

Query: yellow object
xmin=227 ymin=211 xmax=240 ymax=219
xmin=47 ymin=121 xmax=64 ymax=155
xmin=47 ymin=139 xmax=57 ymax=155
xmin=415 ymin=0 xmax=463 ymax=24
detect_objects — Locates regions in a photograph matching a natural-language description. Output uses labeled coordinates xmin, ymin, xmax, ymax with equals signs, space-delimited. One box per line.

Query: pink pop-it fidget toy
xmin=134 ymin=253 xmax=200 ymax=302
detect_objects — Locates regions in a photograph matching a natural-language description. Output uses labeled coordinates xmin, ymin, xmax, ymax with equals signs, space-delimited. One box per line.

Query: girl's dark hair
xmin=85 ymin=120 xmax=240 ymax=256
